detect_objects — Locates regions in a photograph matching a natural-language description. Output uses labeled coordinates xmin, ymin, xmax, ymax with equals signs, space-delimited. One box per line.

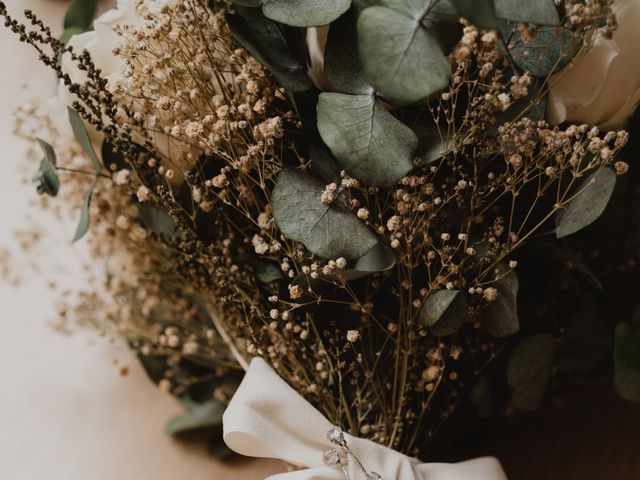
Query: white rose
xmin=54 ymin=0 xmax=171 ymax=156
xmin=548 ymin=0 xmax=640 ymax=129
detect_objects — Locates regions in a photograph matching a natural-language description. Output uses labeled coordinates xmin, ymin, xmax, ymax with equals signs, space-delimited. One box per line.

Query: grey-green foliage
xmin=358 ymin=0 xmax=453 ymax=106
xmin=484 ymin=269 xmax=519 ymax=338
xmin=231 ymin=0 xmax=351 ymax=27
xmin=317 ymin=93 xmax=417 ymax=186
xmin=250 ymin=258 xmax=286 ymax=283
xmin=335 ymin=241 xmax=396 ymax=281
xmin=507 ymin=334 xmax=554 ymax=411
xmin=420 ymin=289 xmax=470 ymax=336
xmin=500 ymin=22 xmax=581 ymax=77
xmin=166 ymin=399 xmax=225 ymax=435
xmin=272 ymin=168 xmax=380 ymax=259
xmin=61 ymin=0 xmax=96 ymax=46
xmin=68 ymin=107 xmax=102 ymax=242
xmin=614 ymin=323 xmax=640 ymax=402
xmin=555 ymin=168 xmax=616 ymax=238
xmin=226 ymin=7 xmax=312 ymax=92
xmin=33 ymin=138 xmax=60 ymax=197
xmin=494 ymin=0 xmax=559 ymax=25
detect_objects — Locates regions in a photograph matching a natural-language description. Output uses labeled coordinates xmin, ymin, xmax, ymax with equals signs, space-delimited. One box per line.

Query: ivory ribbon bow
xmin=223 ymin=357 xmax=507 ymax=480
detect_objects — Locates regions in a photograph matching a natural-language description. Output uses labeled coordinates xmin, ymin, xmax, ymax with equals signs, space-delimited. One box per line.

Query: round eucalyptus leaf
xmin=614 ymin=323 xmax=640 ymax=402
xmin=507 ymin=334 xmax=554 ymax=412
xmin=555 ymin=168 xmax=616 ymax=239
xmin=501 ymin=22 xmax=581 ymax=77
xmin=33 ymin=138 xmax=60 ymax=197
xmin=420 ymin=289 xmax=470 ymax=336
xmin=336 ymin=241 xmax=396 ymax=281
xmin=484 ymin=269 xmax=520 ymax=338
xmin=227 ymin=7 xmax=312 ymax=92
xmin=358 ymin=1 xmax=452 ymax=106
xmin=317 ymin=92 xmax=417 ymax=186
xmin=272 ymin=168 xmax=379 ymax=259
xmin=494 ymin=0 xmax=559 ymax=26
xmin=261 ymin=0 xmax=351 ymax=27
xmin=324 ymin=10 xmax=373 ymax=95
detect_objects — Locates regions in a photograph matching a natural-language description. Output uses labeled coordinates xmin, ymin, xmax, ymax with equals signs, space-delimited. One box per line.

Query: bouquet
xmin=2 ymin=0 xmax=639 ymax=475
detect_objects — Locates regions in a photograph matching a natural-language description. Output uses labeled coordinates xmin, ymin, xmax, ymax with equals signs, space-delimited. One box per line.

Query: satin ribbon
xmin=223 ymin=357 xmax=507 ymax=480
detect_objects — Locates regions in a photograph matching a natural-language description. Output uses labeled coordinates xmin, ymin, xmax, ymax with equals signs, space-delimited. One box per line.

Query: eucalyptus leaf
xmin=324 ymin=10 xmax=372 ymax=95
xmin=507 ymin=334 xmax=554 ymax=412
xmin=64 ymin=0 xmax=97 ymax=31
xmin=68 ymin=107 xmax=101 ymax=174
xmin=60 ymin=26 xmax=84 ymax=46
xmin=227 ymin=7 xmax=312 ymax=92
xmin=250 ymin=258 xmax=285 ymax=283
xmin=309 ymin=144 xmax=343 ymax=184
xmin=33 ymin=138 xmax=60 ymax=197
xmin=139 ymin=204 xmax=177 ymax=239
xmin=494 ymin=0 xmax=559 ymax=26
xmin=555 ymin=168 xmax=616 ymax=238
xmin=614 ymin=323 xmax=640 ymax=402
xmin=484 ymin=269 xmax=519 ymax=338
xmin=317 ymin=92 xmax=417 ymax=186
xmin=166 ymin=400 xmax=225 ymax=435
xmin=272 ymin=168 xmax=379 ymax=259
xmin=233 ymin=0 xmax=351 ymax=27
xmin=358 ymin=0 xmax=452 ymax=105
xmin=420 ymin=289 xmax=470 ymax=336
xmin=72 ymin=178 xmax=96 ymax=243
xmin=501 ymin=22 xmax=581 ymax=77
xmin=336 ymin=241 xmax=396 ymax=280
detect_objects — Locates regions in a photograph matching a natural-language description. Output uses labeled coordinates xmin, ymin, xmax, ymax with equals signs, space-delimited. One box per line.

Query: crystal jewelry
xmin=323 ymin=427 xmax=383 ymax=480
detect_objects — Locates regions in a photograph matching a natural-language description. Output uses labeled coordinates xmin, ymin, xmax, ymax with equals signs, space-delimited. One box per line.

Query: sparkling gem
xmin=326 ymin=427 xmax=344 ymax=444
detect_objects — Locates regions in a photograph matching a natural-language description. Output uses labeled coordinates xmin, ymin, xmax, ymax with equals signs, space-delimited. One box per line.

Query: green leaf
xmin=60 ymin=26 xmax=84 ymax=46
xmin=272 ymin=168 xmax=379 ymax=259
xmin=494 ymin=0 xmax=559 ymax=26
xmin=450 ymin=0 xmax=498 ymax=30
xmin=166 ymin=400 xmax=225 ymax=435
xmin=358 ymin=0 xmax=452 ymax=105
xmin=501 ymin=23 xmax=581 ymax=77
xmin=262 ymin=0 xmax=351 ymax=27
xmin=233 ymin=0 xmax=351 ymax=27
xmin=138 ymin=204 xmax=177 ymax=239
xmin=324 ymin=10 xmax=373 ymax=95
xmin=33 ymin=138 xmax=60 ymax=197
xmin=68 ymin=107 xmax=101 ymax=174
xmin=336 ymin=241 xmax=396 ymax=280
xmin=555 ymin=168 xmax=616 ymax=239
xmin=250 ymin=258 xmax=285 ymax=283
xmin=317 ymin=92 xmax=417 ymax=186
xmin=72 ymin=178 xmax=96 ymax=243
xmin=507 ymin=334 xmax=554 ymax=412
xmin=227 ymin=7 xmax=312 ymax=92
xmin=420 ymin=289 xmax=470 ymax=336
xmin=614 ymin=323 xmax=640 ymax=402
xmin=64 ymin=0 xmax=97 ymax=31
xmin=484 ymin=269 xmax=520 ymax=338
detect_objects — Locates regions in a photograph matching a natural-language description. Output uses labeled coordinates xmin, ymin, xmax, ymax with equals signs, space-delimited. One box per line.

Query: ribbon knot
xmin=223 ymin=357 xmax=507 ymax=480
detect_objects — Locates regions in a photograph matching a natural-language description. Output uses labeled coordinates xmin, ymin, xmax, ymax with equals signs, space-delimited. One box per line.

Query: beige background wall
xmin=0 ymin=1 xmax=281 ymax=478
